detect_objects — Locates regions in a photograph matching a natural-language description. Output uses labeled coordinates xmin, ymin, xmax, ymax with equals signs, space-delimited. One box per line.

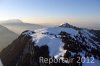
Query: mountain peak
xmin=1 ymin=19 xmax=23 ymax=24
xmin=59 ymin=22 xmax=74 ymax=28
xmin=59 ymin=22 xmax=82 ymax=30
xmin=6 ymin=19 xmax=23 ymax=23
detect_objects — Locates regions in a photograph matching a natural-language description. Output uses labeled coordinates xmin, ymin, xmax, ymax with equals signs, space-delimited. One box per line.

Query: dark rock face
xmin=0 ymin=34 xmax=32 ymax=66
xmin=59 ymin=31 xmax=100 ymax=66
xmin=0 ymin=29 xmax=100 ymax=66
xmin=0 ymin=32 xmax=50 ymax=66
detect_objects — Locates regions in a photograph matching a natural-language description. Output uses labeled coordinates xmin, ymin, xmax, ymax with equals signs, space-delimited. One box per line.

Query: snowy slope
xmin=0 ymin=60 xmax=3 ymax=66
xmin=22 ymin=27 xmax=100 ymax=61
xmin=83 ymin=59 xmax=100 ymax=66
xmin=22 ymin=27 xmax=78 ymax=56
xmin=22 ymin=25 xmax=100 ymax=66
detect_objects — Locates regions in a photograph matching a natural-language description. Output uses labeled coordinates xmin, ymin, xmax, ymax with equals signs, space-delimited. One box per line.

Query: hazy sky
xmin=0 ymin=0 xmax=100 ymax=29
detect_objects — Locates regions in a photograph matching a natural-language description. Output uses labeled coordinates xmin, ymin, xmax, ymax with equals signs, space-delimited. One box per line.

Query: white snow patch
xmin=33 ymin=33 xmax=64 ymax=57
xmin=83 ymin=59 xmax=100 ymax=66
xmin=30 ymin=27 xmax=78 ymax=57
xmin=0 ymin=59 xmax=3 ymax=66
xmin=22 ymin=30 xmax=34 ymax=36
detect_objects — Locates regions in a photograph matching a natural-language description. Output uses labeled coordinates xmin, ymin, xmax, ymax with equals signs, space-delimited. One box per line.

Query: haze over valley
xmin=0 ymin=25 xmax=18 ymax=51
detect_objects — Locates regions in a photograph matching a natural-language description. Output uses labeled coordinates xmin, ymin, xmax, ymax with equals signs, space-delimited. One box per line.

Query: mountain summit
xmin=0 ymin=23 xmax=100 ymax=66
xmin=60 ymin=23 xmax=73 ymax=27
xmin=0 ymin=19 xmax=46 ymax=34
xmin=59 ymin=23 xmax=81 ymax=30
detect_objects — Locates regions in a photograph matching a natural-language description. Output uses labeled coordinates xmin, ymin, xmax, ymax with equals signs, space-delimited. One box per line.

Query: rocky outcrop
xmin=0 ymin=32 xmax=32 ymax=66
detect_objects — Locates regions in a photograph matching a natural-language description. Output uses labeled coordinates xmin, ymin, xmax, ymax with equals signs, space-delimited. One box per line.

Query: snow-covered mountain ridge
xmin=22 ymin=26 xmax=100 ymax=57
xmin=21 ymin=24 xmax=100 ymax=66
xmin=0 ymin=23 xmax=100 ymax=66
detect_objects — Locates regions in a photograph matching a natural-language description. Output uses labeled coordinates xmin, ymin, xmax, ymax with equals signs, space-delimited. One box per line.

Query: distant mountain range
xmin=0 ymin=23 xmax=100 ymax=66
xmin=0 ymin=19 xmax=46 ymax=34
